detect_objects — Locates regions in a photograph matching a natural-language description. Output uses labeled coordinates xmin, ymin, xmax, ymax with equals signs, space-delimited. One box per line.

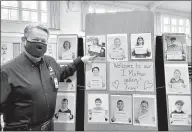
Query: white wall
xmin=59 ymin=1 xmax=82 ymax=34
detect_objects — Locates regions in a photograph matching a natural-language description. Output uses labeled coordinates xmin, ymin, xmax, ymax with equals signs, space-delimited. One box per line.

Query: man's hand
xmin=81 ymin=56 xmax=96 ymax=63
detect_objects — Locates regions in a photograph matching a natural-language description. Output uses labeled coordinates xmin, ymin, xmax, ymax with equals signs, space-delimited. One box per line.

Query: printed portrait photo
xmin=86 ymin=35 xmax=106 ymax=61
xmin=110 ymin=95 xmax=132 ymax=124
xmin=58 ymin=64 xmax=77 ymax=91
xmin=1 ymin=43 xmax=13 ymax=65
xmin=86 ymin=63 xmax=106 ymax=90
xmin=45 ymin=43 xmax=57 ymax=60
xmin=88 ymin=93 xmax=109 ymax=123
xmin=107 ymin=34 xmax=128 ymax=61
xmin=54 ymin=93 xmax=76 ymax=123
xmin=133 ymin=94 xmax=157 ymax=127
xmin=57 ymin=35 xmax=78 ymax=62
xmin=165 ymin=64 xmax=190 ymax=94
xmin=163 ymin=34 xmax=187 ymax=61
xmin=168 ymin=95 xmax=191 ymax=126
xmin=131 ymin=33 xmax=152 ymax=59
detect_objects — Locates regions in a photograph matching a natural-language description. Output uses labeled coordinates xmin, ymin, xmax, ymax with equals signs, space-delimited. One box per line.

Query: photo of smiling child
xmin=54 ymin=93 xmax=75 ymax=123
xmin=57 ymin=35 xmax=77 ymax=62
xmin=133 ymin=94 xmax=157 ymax=126
xmin=165 ymin=64 xmax=190 ymax=94
xmin=131 ymin=33 xmax=152 ymax=59
xmin=55 ymin=98 xmax=74 ymax=120
xmin=86 ymin=63 xmax=106 ymax=90
xmin=168 ymin=95 xmax=191 ymax=126
xmin=88 ymin=94 xmax=109 ymax=123
xmin=163 ymin=34 xmax=187 ymax=61
xmin=110 ymin=95 xmax=132 ymax=124
xmin=107 ymin=34 xmax=128 ymax=61
xmin=86 ymin=35 xmax=106 ymax=60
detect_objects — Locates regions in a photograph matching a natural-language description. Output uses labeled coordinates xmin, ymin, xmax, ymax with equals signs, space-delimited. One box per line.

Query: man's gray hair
xmin=24 ymin=24 xmax=50 ymax=38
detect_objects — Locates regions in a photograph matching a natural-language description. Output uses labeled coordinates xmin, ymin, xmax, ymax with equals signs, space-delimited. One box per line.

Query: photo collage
xmin=163 ymin=33 xmax=191 ymax=126
xmin=85 ymin=33 xmax=158 ymax=127
xmin=54 ymin=34 xmax=78 ymax=124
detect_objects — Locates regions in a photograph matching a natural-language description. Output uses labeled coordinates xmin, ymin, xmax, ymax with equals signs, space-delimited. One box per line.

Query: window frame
xmin=161 ymin=14 xmax=191 ymax=35
xmin=1 ymin=1 xmax=48 ymax=24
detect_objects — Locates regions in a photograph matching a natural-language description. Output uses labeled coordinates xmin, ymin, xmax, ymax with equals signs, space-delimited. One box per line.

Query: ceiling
xmin=118 ymin=1 xmax=191 ymax=13
xmin=157 ymin=1 xmax=191 ymax=13
xmin=88 ymin=1 xmax=191 ymax=14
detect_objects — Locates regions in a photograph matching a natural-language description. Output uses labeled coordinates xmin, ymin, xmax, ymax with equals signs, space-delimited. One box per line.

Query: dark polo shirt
xmin=0 ymin=52 xmax=83 ymax=126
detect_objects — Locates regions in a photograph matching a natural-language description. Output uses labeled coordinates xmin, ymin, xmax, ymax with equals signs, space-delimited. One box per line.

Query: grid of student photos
xmin=85 ymin=33 xmax=158 ymax=127
xmin=162 ymin=33 xmax=191 ymax=127
xmin=53 ymin=34 xmax=78 ymax=125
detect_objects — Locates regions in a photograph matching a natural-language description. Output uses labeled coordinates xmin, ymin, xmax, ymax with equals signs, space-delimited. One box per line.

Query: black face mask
xmin=25 ymin=40 xmax=47 ymax=58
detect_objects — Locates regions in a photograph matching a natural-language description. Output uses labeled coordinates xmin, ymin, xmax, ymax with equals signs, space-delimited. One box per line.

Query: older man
xmin=0 ymin=24 xmax=94 ymax=131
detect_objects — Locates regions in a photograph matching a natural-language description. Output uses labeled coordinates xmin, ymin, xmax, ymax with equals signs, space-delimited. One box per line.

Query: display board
xmin=54 ymin=34 xmax=78 ymax=131
xmin=162 ymin=33 xmax=191 ymax=131
xmin=54 ymin=63 xmax=77 ymax=131
xmin=84 ymin=11 xmax=158 ymax=131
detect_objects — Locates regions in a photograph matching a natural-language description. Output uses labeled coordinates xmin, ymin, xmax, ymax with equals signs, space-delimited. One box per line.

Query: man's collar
xmin=23 ymin=47 xmax=42 ymax=63
xmin=23 ymin=48 xmax=45 ymax=66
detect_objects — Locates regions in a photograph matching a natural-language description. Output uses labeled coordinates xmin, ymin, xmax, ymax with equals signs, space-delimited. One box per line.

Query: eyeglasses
xmin=25 ymin=37 xmax=48 ymax=45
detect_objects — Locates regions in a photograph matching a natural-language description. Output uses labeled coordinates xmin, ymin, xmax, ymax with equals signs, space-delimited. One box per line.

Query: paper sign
xmin=91 ymin=77 xmax=102 ymax=89
xmin=172 ymin=83 xmax=184 ymax=89
xmin=135 ymin=47 xmax=147 ymax=54
xmin=114 ymin=111 xmax=130 ymax=123
xmin=110 ymin=49 xmax=124 ymax=59
xmin=62 ymin=52 xmax=73 ymax=60
xmin=167 ymin=51 xmax=183 ymax=60
xmin=89 ymin=45 xmax=101 ymax=53
xmin=171 ymin=114 xmax=188 ymax=125
xmin=109 ymin=62 xmax=154 ymax=91
xmin=91 ymin=110 xmax=106 ymax=122
xmin=59 ymin=113 xmax=70 ymax=121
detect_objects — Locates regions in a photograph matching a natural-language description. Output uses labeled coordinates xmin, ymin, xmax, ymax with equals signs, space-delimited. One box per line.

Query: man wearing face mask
xmin=0 ymin=24 xmax=95 ymax=131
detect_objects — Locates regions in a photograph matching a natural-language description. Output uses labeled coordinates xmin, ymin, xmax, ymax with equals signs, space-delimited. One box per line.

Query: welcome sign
xmin=109 ymin=62 xmax=154 ymax=92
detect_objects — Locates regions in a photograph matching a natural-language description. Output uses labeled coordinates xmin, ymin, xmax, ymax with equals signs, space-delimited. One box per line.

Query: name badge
xmin=54 ymin=78 xmax=59 ymax=89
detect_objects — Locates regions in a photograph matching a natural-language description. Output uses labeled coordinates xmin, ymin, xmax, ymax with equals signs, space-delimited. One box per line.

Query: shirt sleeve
xmin=59 ymin=57 xmax=83 ymax=80
xmin=0 ymin=71 xmax=12 ymax=114
xmin=47 ymin=56 xmax=83 ymax=82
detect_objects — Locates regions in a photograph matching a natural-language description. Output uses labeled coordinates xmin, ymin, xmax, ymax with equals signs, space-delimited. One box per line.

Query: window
xmin=161 ymin=15 xmax=191 ymax=35
xmin=1 ymin=1 xmax=48 ymax=23
xmin=40 ymin=1 xmax=47 ymax=23
xmin=1 ymin=1 xmax=18 ymax=20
